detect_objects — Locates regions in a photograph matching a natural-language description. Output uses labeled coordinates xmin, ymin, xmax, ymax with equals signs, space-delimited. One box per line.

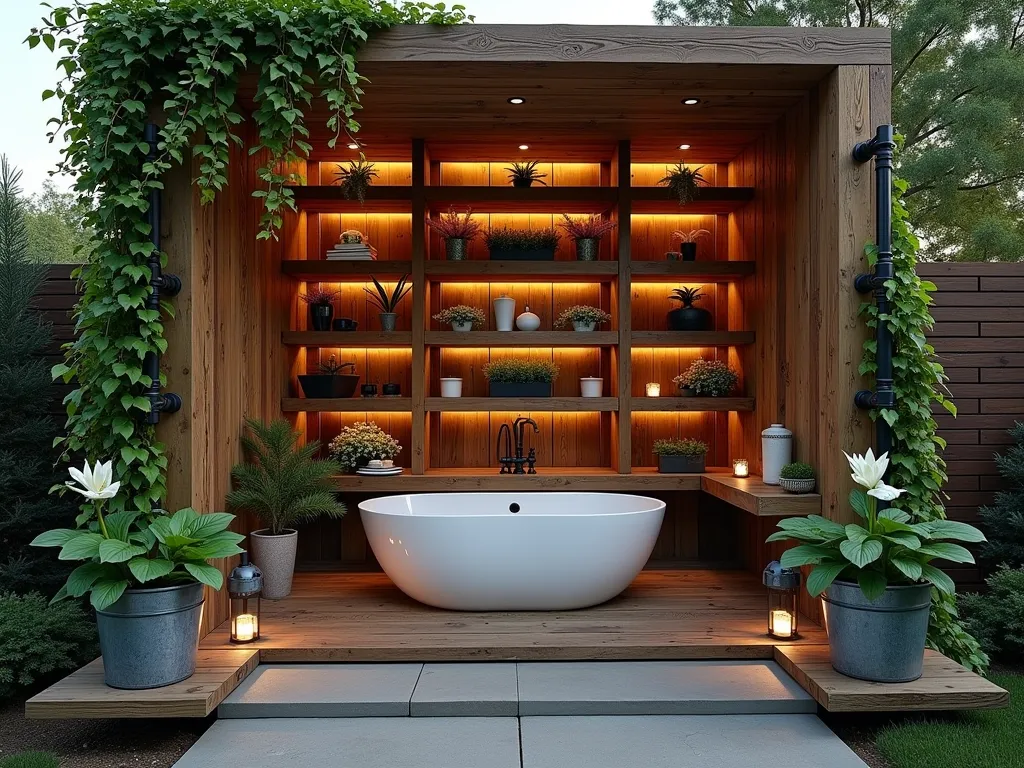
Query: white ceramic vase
xmin=452 ymin=321 xmax=473 ymax=332
xmin=761 ymin=423 xmax=793 ymax=485
xmin=440 ymin=377 xmax=463 ymax=397
xmin=516 ymin=306 xmax=541 ymax=331
xmin=580 ymin=377 xmax=604 ymax=397
xmin=249 ymin=528 xmax=298 ymax=600
xmin=493 ymin=296 xmax=516 ymax=332
xmin=573 ymin=320 xmax=597 ymax=332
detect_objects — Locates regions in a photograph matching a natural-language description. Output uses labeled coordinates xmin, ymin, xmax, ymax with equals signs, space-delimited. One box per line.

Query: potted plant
xmin=667 ymin=287 xmax=712 ymax=331
xmin=31 ymin=460 xmax=244 ymax=689
xmin=483 ymin=359 xmax=559 ymax=397
xmin=300 ymin=287 xmax=338 ymax=332
xmin=768 ymin=448 xmax=985 ymax=683
xmin=426 ymin=207 xmax=483 ymax=261
xmin=365 ymin=274 xmax=412 ymax=331
xmin=433 ymin=305 xmax=487 ymax=332
xmin=329 ymin=422 xmax=402 ymax=473
xmin=672 ymin=228 xmax=711 ymax=261
xmin=297 ymin=355 xmax=359 ymax=399
xmin=485 ymin=227 xmax=560 ymax=261
xmin=653 ymin=439 xmax=709 ymax=474
xmin=659 ymin=163 xmax=706 ymax=206
xmin=558 ymin=214 xmax=615 ymax=261
xmin=674 ymin=358 xmax=739 ymax=397
xmin=335 ymin=159 xmax=379 ymax=204
xmin=779 ymin=462 xmax=816 ymax=494
xmin=228 ymin=419 xmax=345 ymax=600
xmin=505 ymin=160 xmax=547 ymax=188
xmin=555 ymin=305 xmax=612 ymax=332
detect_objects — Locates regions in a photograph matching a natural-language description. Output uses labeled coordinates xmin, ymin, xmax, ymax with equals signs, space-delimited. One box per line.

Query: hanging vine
xmin=31 ymin=1 xmax=469 ymax=515
xmin=860 ymin=165 xmax=989 ymax=673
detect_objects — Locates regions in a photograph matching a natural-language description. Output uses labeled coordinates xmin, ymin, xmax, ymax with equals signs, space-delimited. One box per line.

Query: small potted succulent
xmin=485 ymin=227 xmax=560 ymax=261
xmin=672 ymin=228 xmax=711 ymax=261
xmin=667 ymin=286 xmax=713 ymax=331
xmin=328 ymin=422 xmax=402 ymax=473
xmin=505 ymin=160 xmax=547 ymax=188
xmin=653 ymin=438 xmax=709 ymax=474
xmin=335 ymin=159 xmax=379 ymax=203
xmin=483 ymin=359 xmax=560 ymax=397
xmin=433 ymin=305 xmax=487 ymax=332
xmin=779 ymin=462 xmax=816 ymax=494
xmin=554 ymin=305 xmax=612 ymax=332
xmin=300 ymin=287 xmax=338 ymax=332
xmin=365 ymin=274 xmax=412 ymax=331
xmin=558 ymin=214 xmax=616 ymax=261
xmin=426 ymin=207 xmax=483 ymax=261
xmin=674 ymin=358 xmax=739 ymax=397
xmin=659 ymin=163 xmax=706 ymax=206
xmin=297 ymin=355 xmax=359 ymax=399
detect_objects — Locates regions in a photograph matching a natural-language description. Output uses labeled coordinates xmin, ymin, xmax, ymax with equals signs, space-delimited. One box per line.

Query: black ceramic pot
xmin=667 ymin=306 xmax=712 ymax=331
xmin=332 ymin=317 xmax=358 ymax=332
xmin=361 ymin=383 xmax=378 ymax=398
xmin=680 ymin=243 xmax=698 ymax=261
xmin=489 ymin=381 xmax=552 ymax=397
xmin=679 ymin=387 xmax=697 ymax=397
xmin=512 ymin=179 xmax=534 ymax=188
xmin=382 ymin=383 xmax=401 ymax=397
xmin=658 ymin=454 xmax=706 ymax=474
xmin=297 ymin=374 xmax=359 ymax=399
xmin=309 ymin=304 xmax=334 ymax=332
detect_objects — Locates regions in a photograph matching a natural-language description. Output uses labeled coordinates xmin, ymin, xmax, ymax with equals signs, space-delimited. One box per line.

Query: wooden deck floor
xmin=200 ymin=570 xmax=828 ymax=661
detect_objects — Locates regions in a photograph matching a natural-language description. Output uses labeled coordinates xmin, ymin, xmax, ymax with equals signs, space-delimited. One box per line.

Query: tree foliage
xmin=23 ymin=180 xmax=95 ymax=265
xmin=978 ymin=422 xmax=1024 ymax=569
xmin=653 ymin=0 xmax=1024 ymax=261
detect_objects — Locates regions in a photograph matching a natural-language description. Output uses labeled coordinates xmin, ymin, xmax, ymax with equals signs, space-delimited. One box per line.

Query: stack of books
xmin=326 ymin=241 xmax=378 ymax=260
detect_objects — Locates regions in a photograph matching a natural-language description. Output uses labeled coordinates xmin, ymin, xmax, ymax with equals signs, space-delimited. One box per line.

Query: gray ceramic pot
xmin=445 ymin=237 xmax=467 ymax=260
xmin=779 ymin=477 xmax=816 ymax=494
xmin=658 ymin=454 xmax=705 ymax=474
xmin=250 ymin=529 xmax=298 ymax=600
xmin=575 ymin=238 xmax=599 ymax=261
xmin=96 ymin=582 xmax=204 ymax=689
xmin=379 ymin=312 xmax=398 ymax=332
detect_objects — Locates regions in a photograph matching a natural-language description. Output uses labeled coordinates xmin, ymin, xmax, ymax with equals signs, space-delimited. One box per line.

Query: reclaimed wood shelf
xmin=425 ymin=185 xmax=617 ymax=212
xmin=425 ymin=396 xmax=619 ymax=412
xmin=282 ymin=260 xmax=413 ymax=281
xmin=700 ymin=473 xmax=821 ymax=516
xmin=629 ymin=186 xmax=755 ymax=214
xmin=631 ymin=331 xmax=754 ymax=347
xmin=424 ymin=260 xmax=619 ymax=281
xmin=289 ymin=185 xmax=412 ymax=212
xmin=282 ymin=397 xmax=412 ymax=412
xmin=631 ymin=396 xmax=755 ymax=412
xmin=282 ymin=331 xmax=413 ymax=346
xmin=630 ymin=260 xmax=756 ymax=280
xmin=25 ymin=650 xmax=258 ymax=719
xmin=425 ymin=331 xmax=618 ymax=347
xmin=774 ymin=645 xmax=1009 ymax=712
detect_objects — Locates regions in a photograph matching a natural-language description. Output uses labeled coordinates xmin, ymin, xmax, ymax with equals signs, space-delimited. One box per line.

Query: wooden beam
xmin=615 ymin=139 xmax=632 ymax=474
xmin=411 ymin=138 xmax=428 ymax=474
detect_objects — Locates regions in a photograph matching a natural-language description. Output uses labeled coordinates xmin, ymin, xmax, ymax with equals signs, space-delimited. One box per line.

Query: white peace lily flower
xmin=867 ymin=481 xmax=905 ymax=501
xmin=66 ymin=460 xmax=121 ymax=500
xmin=843 ymin=448 xmax=889 ymax=490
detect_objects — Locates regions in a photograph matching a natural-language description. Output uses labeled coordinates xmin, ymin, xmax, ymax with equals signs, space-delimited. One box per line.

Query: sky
xmin=0 ymin=0 xmax=658 ymax=196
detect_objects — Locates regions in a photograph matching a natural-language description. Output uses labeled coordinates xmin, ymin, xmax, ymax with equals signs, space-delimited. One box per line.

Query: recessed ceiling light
xmin=508 ymin=97 xmax=525 ymax=105
xmin=681 ymin=97 xmax=700 ymax=105
xmin=347 ymin=142 xmax=360 ymax=150
xmin=678 ymin=144 xmax=691 ymax=150
xmin=519 ymin=144 xmax=529 ymax=150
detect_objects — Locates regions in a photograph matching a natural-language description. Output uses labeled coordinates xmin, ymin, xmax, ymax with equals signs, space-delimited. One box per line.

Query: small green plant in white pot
xmin=653 ymin=438 xmax=708 ymax=474
xmin=767 ymin=448 xmax=985 ymax=682
xmin=555 ymin=305 xmax=612 ymax=332
xmin=433 ymin=305 xmax=487 ymax=332
xmin=329 ymin=422 xmax=402 ymax=473
xmin=779 ymin=462 xmax=816 ymax=494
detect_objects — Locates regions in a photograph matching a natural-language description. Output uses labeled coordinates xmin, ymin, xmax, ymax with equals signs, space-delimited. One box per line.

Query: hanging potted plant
xmin=671 ymin=228 xmax=711 ymax=261
xmin=778 ymin=462 xmax=816 ymax=494
xmin=768 ymin=448 xmax=985 ymax=683
xmin=554 ymin=305 xmax=612 ymax=332
xmin=433 ymin=305 xmax=487 ymax=332
xmin=329 ymin=422 xmax=402 ymax=473
xmin=426 ymin=207 xmax=483 ymax=261
xmin=364 ymin=274 xmax=412 ymax=331
xmin=505 ymin=160 xmax=547 ymax=188
xmin=335 ymin=159 xmax=379 ymax=204
xmin=558 ymin=214 xmax=615 ymax=261
xmin=653 ymin=439 xmax=709 ymax=474
xmin=31 ymin=461 xmax=244 ymax=689
xmin=673 ymin=358 xmax=739 ymax=397
xmin=485 ymin=227 xmax=560 ymax=261
xmin=483 ymin=359 xmax=559 ymax=397
xmin=659 ymin=163 xmax=706 ymax=206
xmin=297 ymin=355 xmax=359 ymax=399
xmin=228 ymin=419 xmax=345 ymax=600
xmin=300 ymin=287 xmax=338 ymax=332
xmin=667 ymin=286 xmax=713 ymax=331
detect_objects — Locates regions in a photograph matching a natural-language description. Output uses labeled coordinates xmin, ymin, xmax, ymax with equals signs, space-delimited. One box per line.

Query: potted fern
xmin=433 ymin=305 xmax=487 ymax=332
xmin=672 ymin=228 xmax=711 ymax=261
xmin=228 ymin=419 xmax=346 ymax=599
xmin=483 ymin=359 xmax=559 ymax=397
xmin=659 ymin=163 xmax=706 ymax=206
xmin=667 ymin=287 xmax=712 ymax=331
xmin=426 ymin=207 xmax=484 ymax=261
xmin=297 ymin=355 xmax=359 ymax=399
xmin=365 ymin=274 xmax=412 ymax=331
xmin=558 ymin=214 xmax=615 ymax=261
xmin=505 ymin=161 xmax=547 ymax=187
xmin=335 ymin=159 xmax=378 ymax=204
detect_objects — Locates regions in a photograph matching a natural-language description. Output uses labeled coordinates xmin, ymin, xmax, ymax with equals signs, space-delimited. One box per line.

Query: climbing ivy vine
xmin=860 ymin=166 xmax=988 ymax=673
xmin=31 ymin=0 xmax=470 ymax=515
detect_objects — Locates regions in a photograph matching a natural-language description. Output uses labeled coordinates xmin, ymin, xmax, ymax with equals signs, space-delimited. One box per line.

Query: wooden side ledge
xmin=701 ymin=473 xmax=822 ymax=516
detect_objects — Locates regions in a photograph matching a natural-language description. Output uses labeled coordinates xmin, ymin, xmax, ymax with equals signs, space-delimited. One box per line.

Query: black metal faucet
xmin=496 ymin=417 xmax=539 ymax=474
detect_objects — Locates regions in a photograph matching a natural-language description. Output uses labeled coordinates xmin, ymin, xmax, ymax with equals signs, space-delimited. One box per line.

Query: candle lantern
xmin=732 ymin=458 xmax=749 ymax=478
xmin=228 ymin=552 xmax=262 ymax=644
xmin=646 ymin=382 xmax=661 ymax=397
xmin=763 ymin=560 xmax=800 ymax=640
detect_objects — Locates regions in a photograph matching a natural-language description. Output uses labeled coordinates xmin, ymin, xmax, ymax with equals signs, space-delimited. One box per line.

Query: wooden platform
xmin=774 ymin=645 xmax=1009 ymax=712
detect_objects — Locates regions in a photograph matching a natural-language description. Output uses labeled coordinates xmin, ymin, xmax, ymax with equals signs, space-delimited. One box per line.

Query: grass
xmin=0 ymin=753 xmax=59 ymax=768
xmin=876 ymin=673 xmax=1020 ymax=768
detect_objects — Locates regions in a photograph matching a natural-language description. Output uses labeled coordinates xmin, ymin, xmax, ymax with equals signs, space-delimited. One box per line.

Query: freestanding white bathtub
xmin=358 ymin=492 xmax=666 ymax=611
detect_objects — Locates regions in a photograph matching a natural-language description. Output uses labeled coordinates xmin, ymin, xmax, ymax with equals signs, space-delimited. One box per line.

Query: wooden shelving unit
xmin=282 ymin=260 xmax=413 ymax=280
xmin=425 ymin=397 xmax=619 ymax=412
xmin=630 ymin=261 xmax=756 ymax=280
xmin=424 ymin=260 xmax=619 ymax=281
xmin=632 ymin=397 xmax=755 ymax=412
xmin=631 ymin=331 xmax=754 ymax=347
xmin=282 ymin=397 xmax=412 ymax=413
xmin=425 ymin=331 xmax=618 ymax=347
xmin=282 ymin=331 xmax=413 ymax=347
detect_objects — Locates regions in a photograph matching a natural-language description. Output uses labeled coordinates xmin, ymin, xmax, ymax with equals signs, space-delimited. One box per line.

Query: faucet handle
xmin=527 ymin=447 xmax=537 ymax=474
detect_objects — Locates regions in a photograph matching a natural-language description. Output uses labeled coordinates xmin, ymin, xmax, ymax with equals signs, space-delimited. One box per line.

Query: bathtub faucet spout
xmin=511 ymin=417 xmax=540 ymax=475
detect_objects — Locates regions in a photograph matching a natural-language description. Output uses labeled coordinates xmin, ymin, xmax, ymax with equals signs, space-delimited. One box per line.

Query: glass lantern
xmin=228 ymin=552 xmax=262 ymax=644
xmin=732 ymin=459 xmax=750 ymax=478
xmin=763 ymin=560 xmax=800 ymax=640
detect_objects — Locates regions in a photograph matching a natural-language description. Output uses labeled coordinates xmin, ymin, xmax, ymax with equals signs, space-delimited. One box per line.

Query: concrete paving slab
xmin=516 ymin=660 xmax=815 ymax=715
xmin=174 ymin=717 xmax=521 ymax=768
xmin=521 ymin=714 xmax=868 ymax=768
xmin=218 ymin=663 xmax=423 ymax=718
xmin=411 ymin=663 xmax=518 ymax=717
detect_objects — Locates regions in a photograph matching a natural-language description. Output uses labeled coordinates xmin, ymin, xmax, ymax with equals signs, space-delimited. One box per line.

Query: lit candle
xmin=771 ymin=609 xmax=793 ymax=638
xmin=733 ymin=459 xmax=749 ymax=477
xmin=646 ymin=382 xmax=661 ymax=397
xmin=233 ymin=613 xmax=258 ymax=643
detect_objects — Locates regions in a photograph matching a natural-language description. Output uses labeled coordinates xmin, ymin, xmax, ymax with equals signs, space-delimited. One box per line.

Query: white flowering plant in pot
xmin=432 ymin=305 xmax=487 ymax=330
xmin=328 ymin=422 xmax=402 ymax=473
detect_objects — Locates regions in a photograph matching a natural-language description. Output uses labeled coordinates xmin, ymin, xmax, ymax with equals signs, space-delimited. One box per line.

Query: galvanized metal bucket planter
xmin=96 ymin=582 xmax=204 ymax=689
xmin=250 ymin=528 xmax=299 ymax=599
xmin=825 ymin=580 xmax=931 ymax=682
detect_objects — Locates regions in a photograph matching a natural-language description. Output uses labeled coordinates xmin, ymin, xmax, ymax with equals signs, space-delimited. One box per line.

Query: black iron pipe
xmin=853 ymin=125 xmax=897 ymax=460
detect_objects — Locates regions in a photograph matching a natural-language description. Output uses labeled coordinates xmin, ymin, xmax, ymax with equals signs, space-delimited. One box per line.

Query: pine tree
xmin=0 ymin=157 xmax=75 ymax=594
xmin=979 ymin=422 xmax=1024 ymax=569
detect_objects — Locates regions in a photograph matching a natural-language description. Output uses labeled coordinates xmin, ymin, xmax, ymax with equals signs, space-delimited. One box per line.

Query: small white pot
xmin=493 ymin=296 xmax=516 ymax=332
xmin=580 ymin=377 xmax=604 ymax=397
xmin=452 ymin=321 xmax=473 ymax=332
xmin=573 ymin=321 xmax=597 ymax=332
xmin=440 ymin=377 xmax=463 ymax=398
